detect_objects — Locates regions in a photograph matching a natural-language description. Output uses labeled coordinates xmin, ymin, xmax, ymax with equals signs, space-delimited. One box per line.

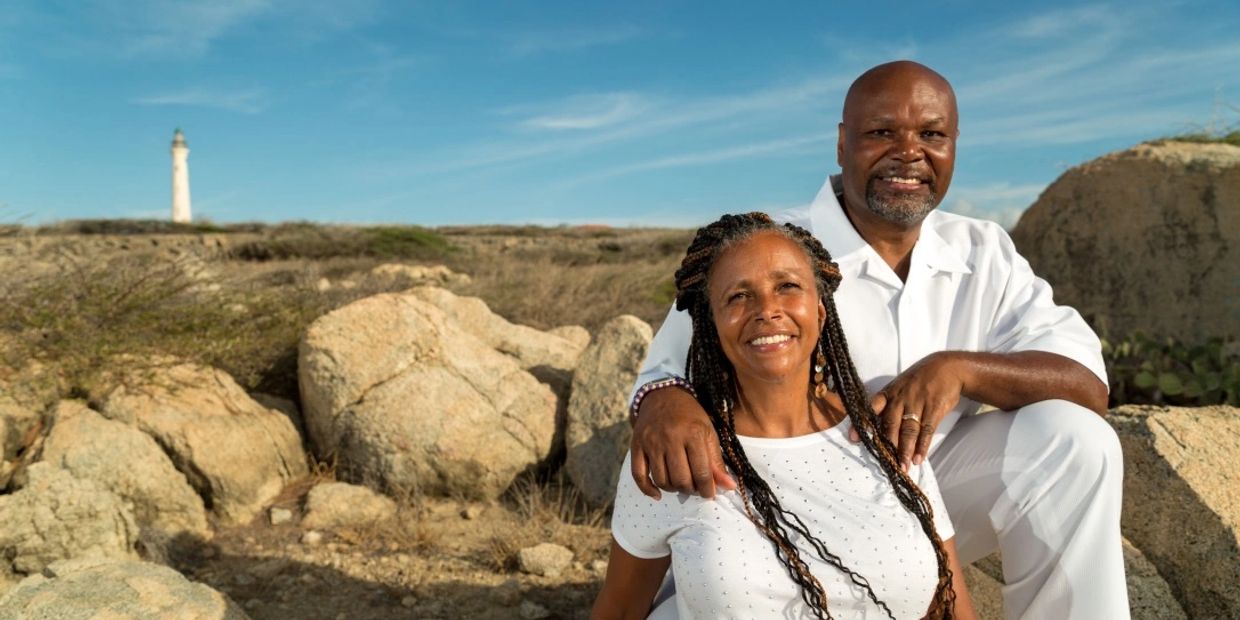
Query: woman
xmin=592 ymin=213 xmax=976 ymax=619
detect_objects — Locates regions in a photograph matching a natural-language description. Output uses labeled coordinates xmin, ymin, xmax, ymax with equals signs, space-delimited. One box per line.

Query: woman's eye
xmin=780 ymin=282 xmax=800 ymax=291
xmin=728 ymin=292 xmax=747 ymax=303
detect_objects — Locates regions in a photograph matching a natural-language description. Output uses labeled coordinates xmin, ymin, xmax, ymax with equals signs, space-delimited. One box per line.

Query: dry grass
xmin=486 ymin=474 xmax=610 ymax=572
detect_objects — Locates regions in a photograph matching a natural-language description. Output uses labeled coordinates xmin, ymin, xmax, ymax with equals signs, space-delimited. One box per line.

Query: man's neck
xmin=836 ymin=186 xmax=922 ymax=282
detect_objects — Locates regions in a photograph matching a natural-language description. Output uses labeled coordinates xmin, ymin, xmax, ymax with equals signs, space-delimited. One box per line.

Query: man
xmin=628 ymin=61 xmax=1128 ymax=618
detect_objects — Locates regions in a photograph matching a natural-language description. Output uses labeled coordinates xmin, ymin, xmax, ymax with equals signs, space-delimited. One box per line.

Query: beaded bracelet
xmin=630 ymin=376 xmax=697 ymax=419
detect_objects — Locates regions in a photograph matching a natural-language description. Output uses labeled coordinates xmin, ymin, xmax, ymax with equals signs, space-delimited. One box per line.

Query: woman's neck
xmin=732 ymin=373 xmax=844 ymax=438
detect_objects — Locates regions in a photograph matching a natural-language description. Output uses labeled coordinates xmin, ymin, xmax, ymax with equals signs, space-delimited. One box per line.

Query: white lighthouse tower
xmin=171 ymin=128 xmax=192 ymax=223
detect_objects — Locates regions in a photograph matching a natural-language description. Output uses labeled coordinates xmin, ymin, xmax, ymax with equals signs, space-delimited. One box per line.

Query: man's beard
xmin=864 ymin=177 xmax=938 ymax=225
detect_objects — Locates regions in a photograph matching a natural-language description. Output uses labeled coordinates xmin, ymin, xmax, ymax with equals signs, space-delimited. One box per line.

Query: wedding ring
xmin=902 ymin=413 xmax=921 ymax=423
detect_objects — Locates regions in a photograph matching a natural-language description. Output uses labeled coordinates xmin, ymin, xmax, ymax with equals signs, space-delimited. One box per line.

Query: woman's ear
xmin=817 ymin=299 xmax=827 ymax=332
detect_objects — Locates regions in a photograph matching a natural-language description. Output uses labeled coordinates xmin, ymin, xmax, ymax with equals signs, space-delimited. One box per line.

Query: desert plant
xmin=1103 ymin=333 xmax=1239 ymax=407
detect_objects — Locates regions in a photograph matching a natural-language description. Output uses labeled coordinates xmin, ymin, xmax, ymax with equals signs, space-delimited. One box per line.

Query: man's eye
xmin=868 ymin=129 xmax=892 ymax=137
xmin=922 ymin=130 xmax=946 ymax=139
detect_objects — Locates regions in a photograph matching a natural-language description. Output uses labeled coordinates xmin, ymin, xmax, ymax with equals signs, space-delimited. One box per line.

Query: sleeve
xmin=912 ymin=460 xmax=955 ymax=541
xmin=985 ymin=228 xmax=1108 ymax=388
xmin=627 ymin=304 xmax=694 ymax=405
xmin=611 ymin=452 xmax=684 ymax=559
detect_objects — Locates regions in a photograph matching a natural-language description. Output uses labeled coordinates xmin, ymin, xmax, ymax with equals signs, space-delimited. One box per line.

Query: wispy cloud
xmin=941 ymin=182 xmax=1047 ymax=229
xmin=508 ymin=23 xmax=644 ymax=55
xmin=112 ymin=0 xmax=276 ymax=58
xmin=133 ymin=87 xmax=269 ymax=114
xmin=1006 ymin=4 xmax=1114 ymax=39
xmin=515 ymin=92 xmax=653 ymax=131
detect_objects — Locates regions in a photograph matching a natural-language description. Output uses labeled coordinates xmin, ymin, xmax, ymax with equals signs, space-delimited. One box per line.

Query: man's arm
xmin=628 ymin=305 xmax=734 ymax=499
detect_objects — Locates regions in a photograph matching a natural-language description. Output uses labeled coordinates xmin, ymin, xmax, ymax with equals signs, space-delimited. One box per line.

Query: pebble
xmin=590 ymin=559 xmax=609 ymax=577
xmin=302 ymin=530 xmax=323 ymax=546
xmin=270 ymin=506 xmax=294 ymax=525
xmin=244 ymin=599 xmax=261 ymax=610
xmin=460 ymin=505 xmax=482 ymax=520
xmin=401 ymin=595 xmax=418 ymax=608
xmin=517 ymin=543 xmax=573 ymax=578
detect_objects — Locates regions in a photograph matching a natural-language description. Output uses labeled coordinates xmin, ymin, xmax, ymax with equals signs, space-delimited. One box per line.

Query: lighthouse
xmin=171 ymin=128 xmax=192 ymax=223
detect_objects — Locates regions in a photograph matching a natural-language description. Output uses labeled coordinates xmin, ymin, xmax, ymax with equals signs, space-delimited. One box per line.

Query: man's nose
xmin=890 ymin=131 xmax=924 ymax=162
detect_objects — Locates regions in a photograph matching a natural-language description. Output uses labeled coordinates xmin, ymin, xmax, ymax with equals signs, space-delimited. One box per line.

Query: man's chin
xmin=864 ymin=194 xmax=936 ymax=225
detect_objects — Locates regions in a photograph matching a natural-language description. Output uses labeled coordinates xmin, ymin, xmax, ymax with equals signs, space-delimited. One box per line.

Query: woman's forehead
xmin=709 ymin=231 xmax=813 ymax=282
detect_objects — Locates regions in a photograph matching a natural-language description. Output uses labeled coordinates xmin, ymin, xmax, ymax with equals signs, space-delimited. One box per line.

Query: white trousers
xmin=929 ymin=400 xmax=1129 ymax=619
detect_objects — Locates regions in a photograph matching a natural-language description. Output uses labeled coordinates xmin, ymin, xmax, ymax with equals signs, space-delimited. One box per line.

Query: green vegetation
xmin=1103 ymin=333 xmax=1240 ymax=407
xmin=1152 ymin=130 xmax=1240 ymax=148
xmin=230 ymin=223 xmax=455 ymax=262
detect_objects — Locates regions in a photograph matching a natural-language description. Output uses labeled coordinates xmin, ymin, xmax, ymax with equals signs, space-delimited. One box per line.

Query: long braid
xmin=674 ymin=212 xmax=956 ymax=619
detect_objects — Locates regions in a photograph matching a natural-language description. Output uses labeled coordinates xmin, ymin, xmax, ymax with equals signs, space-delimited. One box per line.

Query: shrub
xmin=1103 ymin=333 xmax=1239 ymax=407
xmin=230 ymin=223 xmax=455 ymax=262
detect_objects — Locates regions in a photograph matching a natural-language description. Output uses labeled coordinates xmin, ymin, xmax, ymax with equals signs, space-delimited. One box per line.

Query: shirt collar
xmin=807 ymin=174 xmax=972 ymax=278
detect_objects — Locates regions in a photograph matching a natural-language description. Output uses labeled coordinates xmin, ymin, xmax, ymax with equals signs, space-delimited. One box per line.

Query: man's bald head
xmin=842 ymin=61 xmax=956 ymax=123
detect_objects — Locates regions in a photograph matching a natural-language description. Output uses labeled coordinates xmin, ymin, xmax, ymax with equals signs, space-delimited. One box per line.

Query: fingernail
xmin=902 ymin=460 xmax=910 ymax=472
xmin=913 ymin=454 xmax=923 ymax=466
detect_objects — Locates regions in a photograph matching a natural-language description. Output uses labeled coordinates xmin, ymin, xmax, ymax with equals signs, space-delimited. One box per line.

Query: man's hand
xmin=849 ymin=352 xmax=966 ymax=471
xmin=630 ymin=387 xmax=736 ymax=500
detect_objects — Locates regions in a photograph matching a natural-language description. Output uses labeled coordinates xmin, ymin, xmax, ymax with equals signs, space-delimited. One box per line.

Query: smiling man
xmin=627 ymin=61 xmax=1128 ymax=619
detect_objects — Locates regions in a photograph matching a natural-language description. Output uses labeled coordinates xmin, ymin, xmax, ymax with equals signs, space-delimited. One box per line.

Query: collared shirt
xmin=634 ymin=174 xmax=1106 ymax=447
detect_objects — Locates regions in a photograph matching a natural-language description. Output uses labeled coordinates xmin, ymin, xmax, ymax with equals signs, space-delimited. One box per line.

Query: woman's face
xmin=707 ymin=231 xmax=827 ymax=387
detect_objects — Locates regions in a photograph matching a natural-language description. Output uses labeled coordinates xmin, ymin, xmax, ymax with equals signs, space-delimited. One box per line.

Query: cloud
xmin=1005 ymin=4 xmax=1114 ymax=39
xmin=507 ymin=23 xmax=644 ymax=55
xmin=114 ymin=0 xmax=276 ymax=58
xmin=940 ymin=182 xmax=1047 ymax=230
xmin=516 ymin=92 xmax=653 ymax=131
xmin=133 ymin=87 xmax=268 ymax=114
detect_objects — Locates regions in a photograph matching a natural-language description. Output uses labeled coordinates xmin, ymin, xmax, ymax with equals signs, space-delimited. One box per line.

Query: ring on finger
xmin=902 ymin=413 xmax=921 ymax=423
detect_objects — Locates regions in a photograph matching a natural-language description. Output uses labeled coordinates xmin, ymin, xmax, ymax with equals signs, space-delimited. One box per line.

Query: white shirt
xmin=612 ymin=418 xmax=954 ymax=619
xmin=634 ymin=175 xmax=1107 ymax=448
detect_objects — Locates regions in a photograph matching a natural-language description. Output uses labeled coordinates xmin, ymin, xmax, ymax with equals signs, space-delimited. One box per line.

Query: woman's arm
xmin=590 ymin=538 xmax=672 ymax=620
xmin=940 ymin=537 xmax=978 ymax=620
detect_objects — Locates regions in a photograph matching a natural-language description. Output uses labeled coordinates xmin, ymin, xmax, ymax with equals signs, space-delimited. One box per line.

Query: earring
xmin=813 ymin=345 xmax=827 ymax=385
xmin=813 ymin=344 xmax=834 ymax=399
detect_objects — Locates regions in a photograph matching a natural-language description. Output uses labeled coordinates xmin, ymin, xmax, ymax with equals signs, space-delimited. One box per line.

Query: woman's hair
xmin=673 ymin=212 xmax=955 ymax=620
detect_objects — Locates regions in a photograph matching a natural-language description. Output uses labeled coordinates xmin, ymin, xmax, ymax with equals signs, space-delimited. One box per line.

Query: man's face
xmin=837 ymin=70 xmax=958 ymax=226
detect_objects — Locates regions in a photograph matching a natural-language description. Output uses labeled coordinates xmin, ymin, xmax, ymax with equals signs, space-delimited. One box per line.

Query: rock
xmin=1109 ymin=405 xmax=1240 ymax=619
xmin=270 ymin=507 xmax=294 ymax=525
xmin=565 ymin=315 xmax=653 ymax=506
xmin=518 ymin=599 xmax=551 ymax=619
xmin=401 ymin=595 xmax=418 ymax=608
xmin=405 ymin=286 xmax=587 ymax=383
xmin=0 ymin=396 xmax=39 ymax=489
xmin=460 ymin=505 xmax=482 ymax=520
xmin=40 ymin=401 xmax=210 ymax=540
xmin=548 ymin=325 xmax=591 ymax=351
xmin=372 ymin=263 xmax=471 ymax=287
xmin=250 ymin=392 xmax=305 ymax=439
xmin=1011 ymin=141 xmax=1240 ymax=341
xmin=99 ymin=362 xmax=309 ymax=525
xmin=0 ymin=558 xmax=249 ymax=619
xmin=492 ymin=578 xmax=521 ymax=606
xmin=315 ymin=277 xmax=332 ymax=292
xmin=299 ymin=294 xmax=556 ymax=499
xmin=301 ymin=531 xmax=323 ymax=546
xmin=517 ymin=543 xmax=573 ymax=578
xmin=0 ymin=463 xmax=138 ymax=584
xmin=301 ymin=482 xmax=397 ymax=530
xmin=1124 ymin=538 xmax=1188 ymax=619
xmin=590 ymin=559 xmax=609 ymax=578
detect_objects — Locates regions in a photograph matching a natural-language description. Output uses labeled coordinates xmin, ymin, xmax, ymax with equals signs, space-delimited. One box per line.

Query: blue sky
xmin=2 ymin=1 xmax=1238 ymax=228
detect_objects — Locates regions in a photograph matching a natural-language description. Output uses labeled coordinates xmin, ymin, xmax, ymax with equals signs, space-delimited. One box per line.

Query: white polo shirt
xmin=634 ymin=175 xmax=1107 ymax=448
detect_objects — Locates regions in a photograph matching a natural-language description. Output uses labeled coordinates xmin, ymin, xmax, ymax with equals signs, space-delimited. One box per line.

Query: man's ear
xmin=836 ymin=123 xmax=846 ymax=167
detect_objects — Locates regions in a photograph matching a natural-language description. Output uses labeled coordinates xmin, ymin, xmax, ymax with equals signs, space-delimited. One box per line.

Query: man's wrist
xmin=630 ymin=376 xmax=696 ymax=419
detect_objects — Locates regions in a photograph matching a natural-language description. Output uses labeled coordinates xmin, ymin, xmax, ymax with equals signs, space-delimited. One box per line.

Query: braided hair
xmin=673 ymin=212 xmax=956 ymax=619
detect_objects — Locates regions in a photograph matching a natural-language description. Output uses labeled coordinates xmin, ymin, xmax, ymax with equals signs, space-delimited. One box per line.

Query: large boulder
xmin=99 ymin=363 xmax=309 ymax=526
xmin=299 ymin=294 xmax=557 ymax=499
xmin=0 ymin=557 xmax=248 ymax=619
xmin=1011 ymin=141 xmax=1240 ymax=341
xmin=1108 ymin=404 xmax=1240 ymax=619
xmin=0 ymin=396 xmax=39 ymax=489
xmin=0 ymin=463 xmax=138 ymax=586
xmin=565 ymin=315 xmax=652 ymax=507
xmin=405 ymin=286 xmax=588 ymax=388
xmin=40 ymin=401 xmax=210 ymax=540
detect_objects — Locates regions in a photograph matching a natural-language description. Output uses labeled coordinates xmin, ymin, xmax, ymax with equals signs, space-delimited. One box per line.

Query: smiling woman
xmin=591 ymin=212 xmax=976 ymax=620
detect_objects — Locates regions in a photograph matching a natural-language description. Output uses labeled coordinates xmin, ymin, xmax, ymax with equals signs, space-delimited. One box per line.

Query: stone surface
xmin=1108 ymin=404 xmax=1240 ymax=619
xmin=405 ymin=286 xmax=587 ymax=384
xmin=0 ymin=557 xmax=249 ymax=619
xmin=0 ymin=396 xmax=39 ymax=489
xmin=40 ymin=400 xmax=210 ymax=540
xmin=517 ymin=543 xmax=573 ymax=578
xmin=565 ymin=315 xmax=653 ymax=507
xmin=299 ymin=294 xmax=557 ymax=499
xmin=0 ymin=463 xmax=138 ymax=585
xmin=301 ymin=482 xmax=397 ymax=530
xmin=99 ymin=362 xmax=309 ymax=526
xmin=1011 ymin=141 xmax=1240 ymax=341
xmin=371 ymin=263 xmax=471 ymax=287
xmin=269 ymin=507 xmax=293 ymax=526
xmin=547 ymin=325 xmax=591 ymax=351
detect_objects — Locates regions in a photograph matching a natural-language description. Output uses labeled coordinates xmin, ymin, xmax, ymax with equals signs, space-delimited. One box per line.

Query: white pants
xmin=929 ymin=400 xmax=1129 ymax=619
